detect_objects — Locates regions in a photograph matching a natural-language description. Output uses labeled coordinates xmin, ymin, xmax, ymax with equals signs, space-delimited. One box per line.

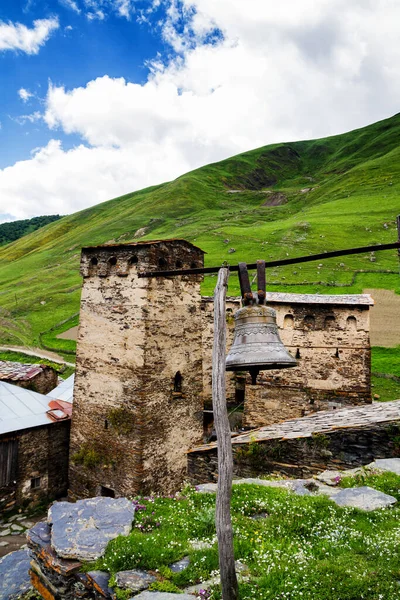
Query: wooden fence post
xmin=212 ymin=267 xmax=239 ymax=600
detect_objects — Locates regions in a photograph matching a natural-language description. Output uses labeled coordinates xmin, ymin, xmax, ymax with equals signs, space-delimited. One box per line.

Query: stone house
xmin=0 ymin=378 xmax=73 ymax=512
xmin=202 ymin=292 xmax=373 ymax=429
xmin=0 ymin=361 xmax=58 ymax=394
xmin=69 ymin=238 xmax=373 ymax=499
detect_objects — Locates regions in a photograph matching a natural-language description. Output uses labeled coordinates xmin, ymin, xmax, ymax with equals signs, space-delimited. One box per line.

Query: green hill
xmin=0 ymin=113 xmax=399 ymax=355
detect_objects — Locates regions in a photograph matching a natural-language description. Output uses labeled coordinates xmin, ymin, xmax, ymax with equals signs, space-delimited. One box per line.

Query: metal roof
xmin=0 ymin=361 xmax=45 ymax=382
xmin=0 ymin=381 xmax=72 ymax=436
xmin=47 ymin=374 xmax=75 ymax=403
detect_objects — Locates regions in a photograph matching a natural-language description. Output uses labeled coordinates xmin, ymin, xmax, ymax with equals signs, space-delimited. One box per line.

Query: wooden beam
xmin=212 ymin=267 xmax=238 ymax=600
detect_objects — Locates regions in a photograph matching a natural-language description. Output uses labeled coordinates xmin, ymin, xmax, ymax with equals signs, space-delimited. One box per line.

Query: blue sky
xmin=0 ymin=0 xmax=399 ymax=222
xmin=0 ymin=0 xmax=170 ymax=168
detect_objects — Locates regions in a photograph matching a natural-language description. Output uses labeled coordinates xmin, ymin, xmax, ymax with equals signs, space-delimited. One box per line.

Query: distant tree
xmin=0 ymin=215 xmax=62 ymax=246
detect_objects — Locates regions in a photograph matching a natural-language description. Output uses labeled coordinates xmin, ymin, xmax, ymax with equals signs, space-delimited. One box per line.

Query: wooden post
xmin=212 ymin=267 xmax=239 ymax=600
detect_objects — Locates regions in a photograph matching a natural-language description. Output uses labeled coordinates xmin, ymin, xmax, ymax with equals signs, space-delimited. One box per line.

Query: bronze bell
xmin=226 ymin=261 xmax=296 ymax=383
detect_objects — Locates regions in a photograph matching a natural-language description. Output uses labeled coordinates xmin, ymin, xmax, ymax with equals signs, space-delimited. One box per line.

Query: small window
xmin=174 ymin=371 xmax=183 ymax=393
xmin=129 ymin=255 xmax=138 ymax=264
xmin=346 ymin=316 xmax=357 ymax=331
xmin=335 ymin=348 xmax=340 ymax=358
xmin=100 ymin=486 xmax=115 ymax=498
xmin=104 ymin=419 xmax=108 ymax=430
xmin=190 ymin=262 xmax=197 ymax=269
xmin=324 ymin=316 xmax=336 ymax=330
xmin=175 ymin=260 xmax=183 ymax=269
xmin=295 ymin=348 xmax=301 ymax=359
xmin=90 ymin=257 xmax=98 ymax=266
xmin=304 ymin=315 xmax=315 ymax=330
xmin=158 ymin=257 xmax=168 ymax=268
xmin=109 ymin=256 xmax=117 ymax=266
xmin=284 ymin=314 xmax=294 ymax=329
xmin=30 ymin=477 xmax=41 ymax=490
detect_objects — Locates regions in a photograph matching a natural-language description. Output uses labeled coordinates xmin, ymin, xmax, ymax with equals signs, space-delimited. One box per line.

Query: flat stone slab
xmin=87 ymin=570 xmax=114 ymax=597
xmin=169 ymin=556 xmax=190 ymax=572
xmin=49 ymin=497 xmax=135 ymax=561
xmin=115 ymin=569 xmax=156 ymax=592
xmin=132 ymin=593 xmax=195 ymax=599
xmin=315 ymin=470 xmax=344 ymax=486
xmin=332 ymin=486 xmax=397 ymax=511
xmin=368 ymin=458 xmax=400 ymax=475
xmin=0 ymin=549 xmax=32 ymax=600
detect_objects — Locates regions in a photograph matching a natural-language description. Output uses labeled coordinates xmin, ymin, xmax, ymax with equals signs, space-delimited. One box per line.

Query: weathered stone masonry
xmin=201 ymin=293 xmax=373 ymax=429
xmin=69 ymin=240 xmax=205 ymax=499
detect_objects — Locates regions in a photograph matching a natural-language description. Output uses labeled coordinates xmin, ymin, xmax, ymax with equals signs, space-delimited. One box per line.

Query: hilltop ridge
xmin=0 ymin=112 xmax=399 ymax=352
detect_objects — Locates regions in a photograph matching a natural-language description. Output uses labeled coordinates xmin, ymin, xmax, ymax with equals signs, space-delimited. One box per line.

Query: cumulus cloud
xmin=1 ymin=0 xmax=400 ymax=219
xmin=0 ymin=17 xmax=59 ymax=54
xmin=18 ymin=88 xmax=34 ymax=102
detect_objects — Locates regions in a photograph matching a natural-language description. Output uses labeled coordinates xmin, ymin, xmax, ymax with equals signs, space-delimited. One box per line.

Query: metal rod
xmin=397 ymin=215 xmax=400 ymax=260
xmin=138 ymin=241 xmax=400 ymax=278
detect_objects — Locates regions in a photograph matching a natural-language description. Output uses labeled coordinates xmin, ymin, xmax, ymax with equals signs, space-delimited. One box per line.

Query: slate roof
xmin=0 ymin=360 xmax=45 ymax=382
xmin=0 ymin=380 xmax=73 ymax=436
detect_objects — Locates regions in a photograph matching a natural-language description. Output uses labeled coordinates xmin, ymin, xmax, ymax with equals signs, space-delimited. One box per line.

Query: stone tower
xmin=69 ymin=239 xmax=205 ymax=499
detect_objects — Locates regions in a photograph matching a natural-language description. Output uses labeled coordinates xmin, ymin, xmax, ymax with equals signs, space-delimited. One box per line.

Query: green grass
xmin=88 ymin=480 xmax=400 ymax=599
xmin=0 ymin=113 xmax=399 ymax=348
xmin=372 ymin=346 xmax=400 ymax=379
xmin=371 ymin=375 xmax=400 ymax=402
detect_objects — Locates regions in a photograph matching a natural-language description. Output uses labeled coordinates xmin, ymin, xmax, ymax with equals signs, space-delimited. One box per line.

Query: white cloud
xmin=0 ymin=17 xmax=59 ymax=54
xmin=1 ymin=0 xmax=400 ymax=219
xmin=13 ymin=111 xmax=42 ymax=125
xmin=18 ymin=88 xmax=33 ymax=102
xmin=60 ymin=0 xmax=81 ymax=14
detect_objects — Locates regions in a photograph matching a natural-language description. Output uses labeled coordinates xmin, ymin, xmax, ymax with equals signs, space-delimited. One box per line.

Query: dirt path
xmin=0 ymin=345 xmax=75 ymax=367
xmin=365 ymin=289 xmax=400 ymax=348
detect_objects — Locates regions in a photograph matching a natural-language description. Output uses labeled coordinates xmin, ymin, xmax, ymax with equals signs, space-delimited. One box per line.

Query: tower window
xmin=129 ymin=255 xmax=138 ymax=264
xmin=30 ymin=477 xmax=41 ymax=490
xmin=90 ymin=257 xmax=98 ymax=266
xmin=159 ymin=257 xmax=168 ymax=268
xmin=109 ymin=256 xmax=117 ymax=266
xmin=295 ymin=348 xmax=301 ymax=359
xmin=174 ymin=371 xmax=183 ymax=393
xmin=176 ymin=260 xmax=183 ymax=268
xmin=324 ymin=316 xmax=336 ymax=330
xmin=346 ymin=316 xmax=357 ymax=331
xmin=284 ymin=314 xmax=294 ymax=329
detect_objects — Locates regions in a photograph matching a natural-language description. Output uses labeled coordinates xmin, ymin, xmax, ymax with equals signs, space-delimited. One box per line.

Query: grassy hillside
xmin=0 ymin=113 xmax=399 ymax=355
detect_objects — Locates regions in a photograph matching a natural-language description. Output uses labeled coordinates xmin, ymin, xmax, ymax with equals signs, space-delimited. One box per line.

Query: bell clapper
xmin=249 ymin=367 xmax=260 ymax=385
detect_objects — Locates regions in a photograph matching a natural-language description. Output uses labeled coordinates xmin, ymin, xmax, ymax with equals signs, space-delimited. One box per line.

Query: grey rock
xmin=368 ymin=458 xmax=400 ymax=475
xmin=0 ymin=542 xmax=9 ymax=547
xmin=10 ymin=524 xmax=23 ymax=532
xmin=20 ymin=520 xmax=35 ymax=529
xmin=332 ymin=486 xmax=397 ymax=511
xmin=196 ymin=483 xmax=217 ymax=493
xmin=0 ymin=549 xmax=32 ymax=600
xmin=115 ymin=569 xmax=156 ymax=592
xmin=250 ymin=512 xmax=268 ymax=520
xmin=0 ymin=530 xmax=11 ymax=537
xmin=169 ymin=556 xmax=190 ymax=572
xmin=289 ymin=481 xmax=311 ymax=496
xmin=315 ymin=470 xmax=344 ymax=486
xmin=87 ymin=570 xmax=114 ymax=597
xmin=49 ymin=497 xmax=135 ymax=561
xmin=132 ymin=593 xmax=195 ymax=599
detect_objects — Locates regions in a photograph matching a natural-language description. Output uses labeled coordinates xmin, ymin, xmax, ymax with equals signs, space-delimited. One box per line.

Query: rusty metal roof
xmin=0 ymin=381 xmax=73 ymax=435
xmin=0 ymin=360 xmax=46 ymax=382
xmin=82 ymin=239 xmax=206 ymax=253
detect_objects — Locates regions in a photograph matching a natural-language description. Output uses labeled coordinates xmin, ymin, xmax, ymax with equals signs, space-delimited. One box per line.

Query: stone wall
xmin=188 ymin=401 xmax=400 ymax=484
xmin=201 ymin=295 xmax=372 ymax=429
xmin=69 ymin=240 xmax=205 ymax=499
xmin=0 ymin=421 xmax=70 ymax=511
